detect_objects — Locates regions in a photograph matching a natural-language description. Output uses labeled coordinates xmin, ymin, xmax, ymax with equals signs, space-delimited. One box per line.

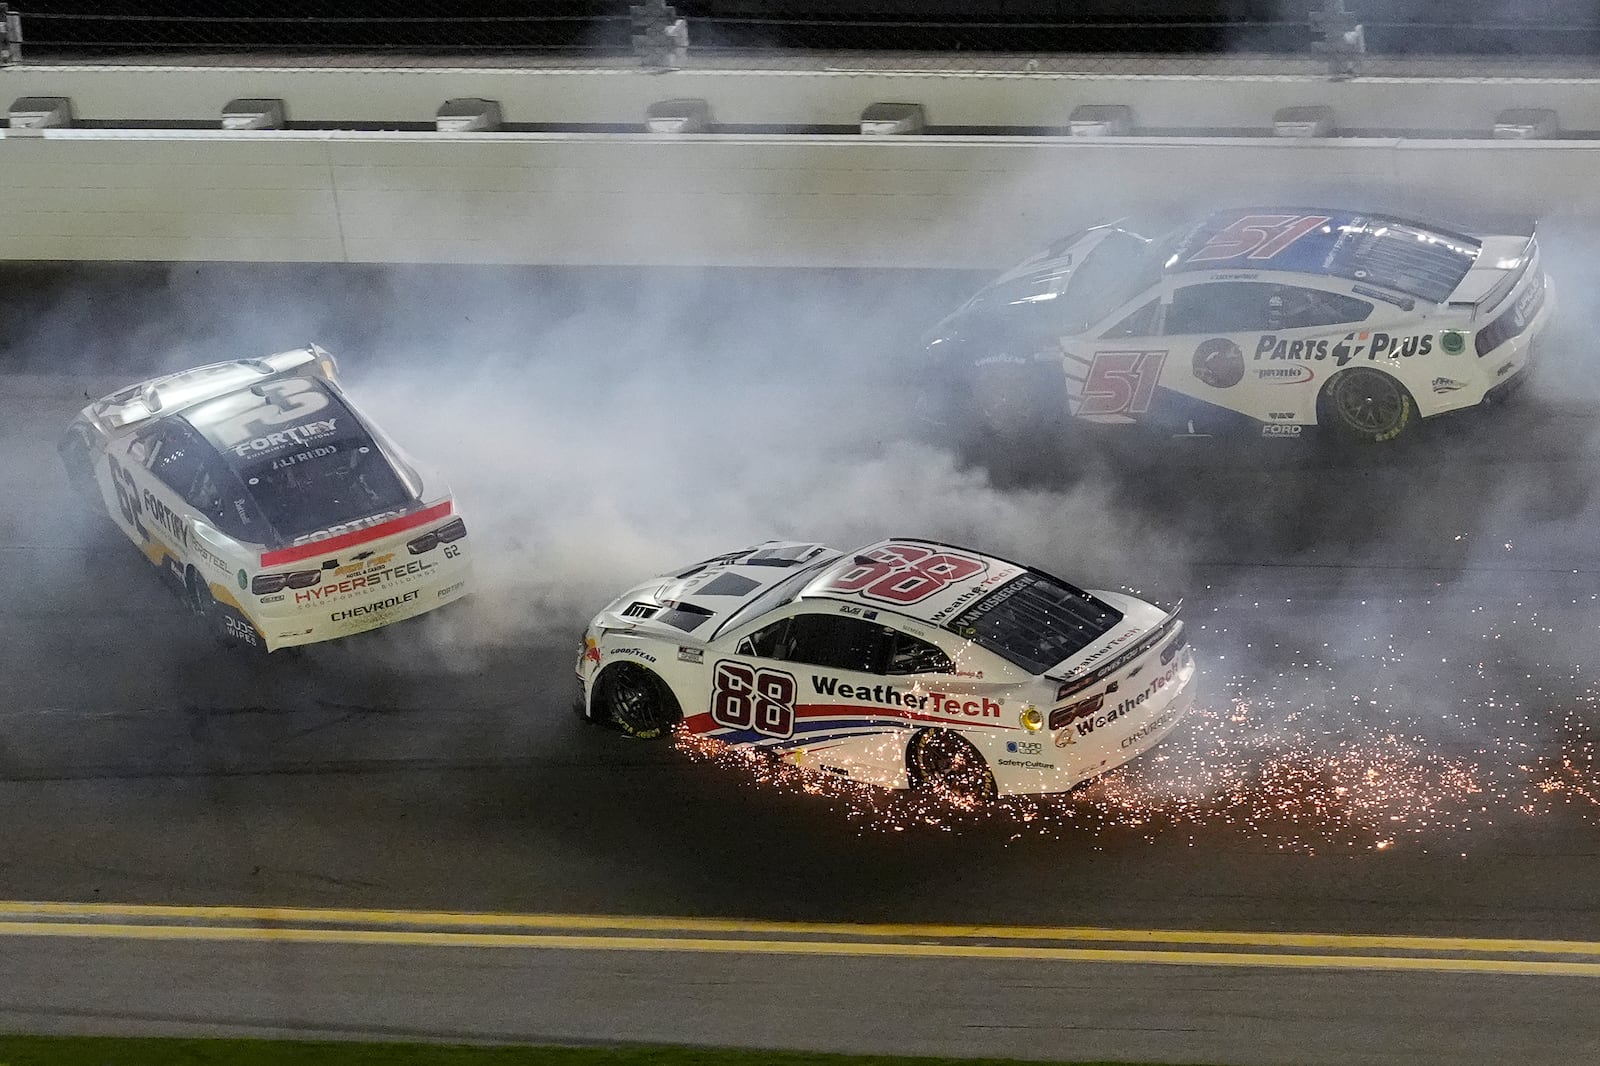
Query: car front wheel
xmin=597 ymin=663 xmax=681 ymax=740
xmin=908 ymin=729 xmax=998 ymax=802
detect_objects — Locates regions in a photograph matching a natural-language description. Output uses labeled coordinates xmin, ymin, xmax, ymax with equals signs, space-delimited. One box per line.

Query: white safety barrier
xmin=4 ymin=129 xmax=1600 ymax=267
xmin=1 ymin=63 xmax=1597 ymax=132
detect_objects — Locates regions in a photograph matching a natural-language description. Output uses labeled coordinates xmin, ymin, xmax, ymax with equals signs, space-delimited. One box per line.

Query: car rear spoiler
xmin=1447 ymin=230 xmax=1536 ymax=321
xmin=1047 ymin=600 xmax=1184 ymax=702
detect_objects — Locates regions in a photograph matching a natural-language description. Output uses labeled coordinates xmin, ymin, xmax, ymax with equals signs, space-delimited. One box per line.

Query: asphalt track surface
xmin=3 ymin=262 xmax=1600 ymax=1065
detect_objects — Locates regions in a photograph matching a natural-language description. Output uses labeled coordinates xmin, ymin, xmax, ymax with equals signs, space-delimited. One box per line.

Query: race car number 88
xmin=827 ymin=545 xmax=987 ymax=605
xmin=712 ymin=661 xmax=797 ymax=739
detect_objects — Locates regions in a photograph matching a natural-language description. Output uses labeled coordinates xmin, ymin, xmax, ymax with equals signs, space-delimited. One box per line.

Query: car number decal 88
xmin=711 ymin=661 xmax=797 ymax=738
xmin=825 ymin=544 xmax=988 ymax=605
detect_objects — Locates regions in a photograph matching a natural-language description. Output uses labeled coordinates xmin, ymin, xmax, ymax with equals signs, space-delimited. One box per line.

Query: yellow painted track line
xmin=2 ymin=920 xmax=1599 ymax=977
xmin=1 ymin=901 xmax=1597 ymax=958
xmin=3 ymin=902 xmax=1600 ymax=960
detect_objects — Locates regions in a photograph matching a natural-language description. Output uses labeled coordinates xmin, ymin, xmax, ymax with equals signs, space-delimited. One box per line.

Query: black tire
xmin=185 ymin=567 xmax=238 ymax=648
xmin=58 ymin=429 xmax=99 ymax=503
xmin=596 ymin=663 xmax=681 ymax=740
xmin=907 ymin=729 xmax=998 ymax=802
xmin=1319 ymin=367 xmax=1416 ymax=444
xmin=967 ymin=356 xmax=1066 ymax=439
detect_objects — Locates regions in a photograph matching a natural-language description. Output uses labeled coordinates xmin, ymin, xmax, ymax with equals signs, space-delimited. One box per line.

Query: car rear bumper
xmin=251 ymin=554 xmax=471 ymax=651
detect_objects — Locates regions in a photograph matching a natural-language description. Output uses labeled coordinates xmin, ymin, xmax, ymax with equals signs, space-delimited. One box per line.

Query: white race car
xmin=923 ymin=208 xmax=1552 ymax=443
xmin=577 ymin=539 xmax=1194 ymax=799
xmin=60 ymin=346 xmax=470 ymax=651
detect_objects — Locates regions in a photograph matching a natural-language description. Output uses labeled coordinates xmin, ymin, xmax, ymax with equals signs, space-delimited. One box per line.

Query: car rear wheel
xmin=598 ymin=663 xmax=681 ymax=740
xmin=58 ymin=429 xmax=99 ymax=503
xmin=908 ymin=729 xmax=998 ymax=802
xmin=1320 ymin=368 xmax=1415 ymax=444
xmin=185 ymin=567 xmax=239 ymax=648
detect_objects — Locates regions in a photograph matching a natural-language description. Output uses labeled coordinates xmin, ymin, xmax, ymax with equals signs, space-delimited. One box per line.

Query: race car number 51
xmin=1078 ymin=350 xmax=1166 ymax=418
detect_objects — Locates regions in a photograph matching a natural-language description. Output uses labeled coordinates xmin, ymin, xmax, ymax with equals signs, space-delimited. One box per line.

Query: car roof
xmin=1165 ymin=208 xmax=1485 ymax=303
xmin=183 ymin=375 xmax=373 ymax=468
xmin=797 ymin=537 xmax=1032 ymax=627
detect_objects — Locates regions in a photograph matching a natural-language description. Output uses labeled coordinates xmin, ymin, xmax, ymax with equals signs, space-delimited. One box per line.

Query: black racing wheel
xmin=598 ymin=663 xmax=681 ymax=740
xmin=1321 ymin=367 xmax=1416 ymax=444
xmin=58 ymin=428 xmax=99 ymax=503
xmin=185 ymin=567 xmax=239 ymax=648
xmin=908 ymin=729 xmax=998 ymax=802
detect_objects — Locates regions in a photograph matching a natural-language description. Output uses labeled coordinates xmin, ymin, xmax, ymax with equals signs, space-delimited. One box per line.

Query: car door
xmin=102 ymin=420 xmax=199 ymax=587
xmin=1062 ymin=291 xmax=1168 ymax=424
xmin=714 ymin=608 xmax=963 ymax=747
xmin=132 ymin=419 xmax=215 ymax=589
xmin=1158 ymin=279 xmax=1377 ymax=428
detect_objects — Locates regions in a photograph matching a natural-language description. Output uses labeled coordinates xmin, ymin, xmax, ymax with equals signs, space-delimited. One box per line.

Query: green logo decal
xmin=1441 ymin=331 xmax=1466 ymax=355
xmin=237 ymin=569 xmax=248 ymax=590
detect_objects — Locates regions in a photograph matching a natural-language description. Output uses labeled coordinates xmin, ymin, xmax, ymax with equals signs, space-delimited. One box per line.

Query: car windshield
xmin=943 ymin=572 xmax=1123 ymax=675
xmin=236 ymin=438 xmax=413 ymax=541
xmin=711 ymin=553 xmax=842 ymax=639
xmin=966 ymin=230 xmax=1161 ymax=335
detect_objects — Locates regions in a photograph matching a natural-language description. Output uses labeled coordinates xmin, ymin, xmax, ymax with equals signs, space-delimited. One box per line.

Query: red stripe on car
xmin=259 ymin=500 xmax=453 ymax=568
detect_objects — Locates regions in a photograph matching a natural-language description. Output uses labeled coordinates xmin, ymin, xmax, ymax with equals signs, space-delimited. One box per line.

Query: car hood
xmin=593 ymin=541 xmax=843 ymax=643
xmin=922 ymin=225 xmax=1147 ymax=350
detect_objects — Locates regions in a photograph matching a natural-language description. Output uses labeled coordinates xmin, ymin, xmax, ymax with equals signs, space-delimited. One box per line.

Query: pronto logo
xmin=1256 ymin=365 xmax=1314 ymax=384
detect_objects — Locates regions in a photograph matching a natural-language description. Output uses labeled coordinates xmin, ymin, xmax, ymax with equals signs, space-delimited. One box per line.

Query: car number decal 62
xmin=106 ymin=455 xmax=149 ymax=541
xmin=711 ymin=660 xmax=797 ymax=739
xmin=1077 ymin=350 xmax=1166 ymax=418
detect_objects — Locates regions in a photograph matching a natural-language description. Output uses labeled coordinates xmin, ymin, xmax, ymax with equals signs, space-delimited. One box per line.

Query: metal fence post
xmin=631 ymin=0 xmax=688 ymax=71
xmin=1310 ymin=0 xmax=1364 ymax=79
xmin=0 ymin=6 xmax=21 ymax=66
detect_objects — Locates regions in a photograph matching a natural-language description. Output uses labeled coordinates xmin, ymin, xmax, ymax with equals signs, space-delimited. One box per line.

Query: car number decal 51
xmin=1077 ymin=350 xmax=1166 ymax=418
xmin=1186 ymin=214 xmax=1331 ymax=263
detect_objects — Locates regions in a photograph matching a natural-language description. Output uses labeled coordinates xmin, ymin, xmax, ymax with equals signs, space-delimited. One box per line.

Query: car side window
xmin=210 ymin=475 xmax=271 ymax=543
xmin=1273 ymin=287 xmax=1372 ymax=328
xmin=1167 ymin=282 xmax=1372 ymax=334
xmin=1100 ymin=299 xmax=1162 ymax=338
xmin=740 ymin=618 xmax=791 ymax=659
xmin=886 ymin=631 xmax=954 ymax=675
xmin=737 ymin=614 xmax=889 ymax=674
xmin=143 ymin=422 xmax=208 ymax=495
xmin=1166 ymin=283 xmax=1275 ymax=334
